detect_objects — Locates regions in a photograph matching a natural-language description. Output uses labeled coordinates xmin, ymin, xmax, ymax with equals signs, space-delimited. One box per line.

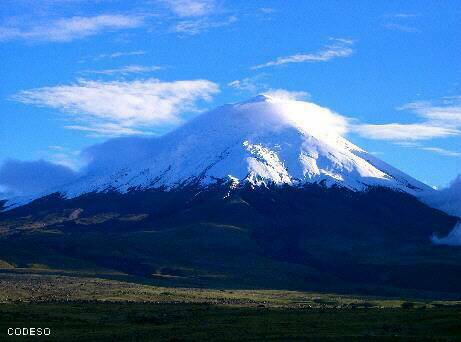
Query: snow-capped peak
xmin=8 ymin=95 xmax=433 ymax=206
xmin=225 ymin=93 xmax=349 ymax=139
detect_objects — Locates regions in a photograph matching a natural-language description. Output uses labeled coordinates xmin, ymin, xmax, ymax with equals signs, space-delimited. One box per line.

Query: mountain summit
xmin=44 ymin=95 xmax=430 ymax=200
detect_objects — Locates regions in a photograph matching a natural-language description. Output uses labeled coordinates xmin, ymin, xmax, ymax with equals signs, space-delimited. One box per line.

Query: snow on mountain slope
xmin=7 ymin=94 xmax=433 ymax=207
xmin=55 ymin=94 xmax=431 ymax=198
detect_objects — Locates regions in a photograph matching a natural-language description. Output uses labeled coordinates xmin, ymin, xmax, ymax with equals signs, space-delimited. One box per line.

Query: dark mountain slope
xmin=0 ymin=184 xmax=459 ymax=298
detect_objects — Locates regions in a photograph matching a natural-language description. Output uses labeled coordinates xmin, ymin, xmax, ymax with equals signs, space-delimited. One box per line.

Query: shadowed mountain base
xmin=0 ymin=184 xmax=459 ymax=298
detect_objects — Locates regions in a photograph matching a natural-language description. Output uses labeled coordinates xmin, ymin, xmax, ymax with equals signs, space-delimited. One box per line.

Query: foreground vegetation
xmin=2 ymin=302 xmax=461 ymax=341
xmin=1 ymin=272 xmax=461 ymax=340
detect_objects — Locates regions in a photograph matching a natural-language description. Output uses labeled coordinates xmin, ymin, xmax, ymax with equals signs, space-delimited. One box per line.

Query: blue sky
xmin=0 ymin=0 xmax=460 ymax=196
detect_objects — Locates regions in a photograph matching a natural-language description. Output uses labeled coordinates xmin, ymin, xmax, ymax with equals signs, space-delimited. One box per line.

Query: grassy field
xmin=2 ymin=302 xmax=461 ymax=341
xmin=1 ymin=271 xmax=461 ymax=340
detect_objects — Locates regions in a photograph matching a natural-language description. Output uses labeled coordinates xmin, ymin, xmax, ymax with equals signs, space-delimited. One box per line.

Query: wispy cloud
xmin=420 ymin=147 xmax=461 ymax=157
xmin=44 ymin=146 xmax=83 ymax=170
xmin=228 ymin=79 xmax=259 ymax=94
xmin=13 ymin=78 xmax=220 ymax=136
xmin=159 ymin=0 xmax=237 ymax=35
xmin=173 ymin=15 xmax=236 ymax=35
xmin=252 ymin=38 xmax=354 ymax=70
xmin=64 ymin=124 xmax=150 ymax=137
xmin=96 ymin=50 xmax=146 ymax=59
xmin=162 ymin=0 xmax=216 ymax=17
xmin=262 ymin=89 xmax=310 ymax=101
xmin=384 ymin=23 xmax=420 ymax=33
xmin=353 ymin=123 xmax=459 ymax=141
xmin=384 ymin=13 xmax=420 ymax=33
xmin=0 ymin=14 xmax=143 ymax=42
xmin=81 ymin=65 xmax=163 ymax=75
xmin=227 ymin=76 xmax=310 ymax=102
xmin=79 ymin=50 xmax=147 ymax=63
xmin=354 ymin=96 xmax=461 ymax=144
xmin=392 ymin=13 xmax=419 ymax=18
xmin=385 ymin=141 xmax=460 ymax=158
xmin=399 ymin=97 xmax=461 ymax=127
xmin=352 ymin=96 xmax=461 ymax=157
xmin=259 ymin=8 xmax=276 ymax=14
xmin=228 ymin=74 xmax=268 ymax=94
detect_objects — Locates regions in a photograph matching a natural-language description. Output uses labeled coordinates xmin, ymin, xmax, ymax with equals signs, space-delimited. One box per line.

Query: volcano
xmin=13 ymin=94 xmax=432 ymax=201
xmin=1 ymin=95 xmax=460 ymax=298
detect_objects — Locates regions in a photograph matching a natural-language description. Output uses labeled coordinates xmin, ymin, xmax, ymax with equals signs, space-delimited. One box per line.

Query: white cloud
xmin=160 ymin=0 xmax=236 ymax=35
xmin=420 ymin=147 xmax=461 ymax=157
xmin=399 ymin=98 xmax=461 ymax=127
xmin=173 ymin=16 xmax=236 ymax=35
xmin=162 ymin=0 xmax=216 ymax=17
xmin=228 ymin=75 xmax=268 ymax=94
xmin=228 ymin=79 xmax=258 ymax=93
xmin=262 ymin=89 xmax=310 ymax=101
xmin=64 ymin=124 xmax=152 ymax=137
xmin=228 ymin=78 xmax=310 ymax=102
xmin=393 ymin=141 xmax=420 ymax=147
xmin=392 ymin=13 xmax=419 ymax=18
xmin=79 ymin=51 xmax=147 ymax=63
xmin=396 ymin=142 xmax=461 ymax=158
xmin=48 ymin=145 xmax=65 ymax=151
xmin=260 ymin=8 xmax=276 ymax=14
xmin=384 ymin=23 xmax=420 ymax=33
xmin=353 ymin=123 xmax=459 ymax=141
xmin=47 ymin=149 xmax=84 ymax=171
xmin=81 ymin=65 xmax=163 ymax=75
xmin=13 ymin=78 xmax=220 ymax=136
xmin=383 ymin=12 xmax=420 ymax=33
xmin=252 ymin=38 xmax=354 ymax=69
xmin=0 ymin=14 xmax=143 ymax=42
xmin=228 ymin=79 xmax=311 ymax=118
xmin=354 ymin=96 xmax=461 ymax=142
xmin=96 ymin=50 xmax=146 ymax=59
